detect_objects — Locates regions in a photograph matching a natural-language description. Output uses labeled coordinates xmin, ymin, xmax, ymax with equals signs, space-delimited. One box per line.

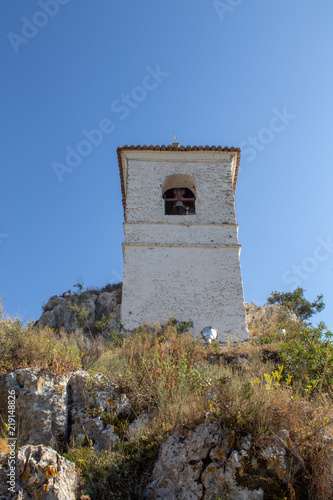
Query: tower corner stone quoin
xmin=117 ymin=144 xmax=248 ymax=341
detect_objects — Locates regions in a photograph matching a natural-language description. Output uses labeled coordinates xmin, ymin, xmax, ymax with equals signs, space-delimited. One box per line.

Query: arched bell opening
xmin=162 ymin=174 xmax=196 ymax=216
xmin=163 ymin=188 xmax=196 ymax=215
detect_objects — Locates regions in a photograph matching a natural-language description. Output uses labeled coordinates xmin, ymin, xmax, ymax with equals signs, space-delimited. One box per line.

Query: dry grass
xmin=94 ymin=322 xmax=216 ymax=432
xmin=0 ymin=413 xmax=10 ymax=454
xmin=0 ymin=314 xmax=107 ymax=375
xmin=93 ymin=323 xmax=333 ymax=498
xmin=1 ymin=298 xmax=333 ymax=498
xmin=0 ymin=437 xmax=10 ymax=454
xmin=0 ymin=318 xmax=80 ymax=374
xmin=69 ymin=329 xmax=106 ymax=370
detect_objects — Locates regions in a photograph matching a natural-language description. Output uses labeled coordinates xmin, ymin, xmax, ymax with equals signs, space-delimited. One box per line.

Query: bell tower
xmin=117 ymin=143 xmax=248 ymax=341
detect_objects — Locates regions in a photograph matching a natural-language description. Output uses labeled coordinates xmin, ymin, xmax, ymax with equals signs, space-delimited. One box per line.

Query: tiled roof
xmin=117 ymin=145 xmax=241 ymax=213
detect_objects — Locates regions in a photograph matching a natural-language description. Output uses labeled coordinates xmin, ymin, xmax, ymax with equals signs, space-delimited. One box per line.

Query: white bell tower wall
xmin=118 ymin=146 xmax=248 ymax=341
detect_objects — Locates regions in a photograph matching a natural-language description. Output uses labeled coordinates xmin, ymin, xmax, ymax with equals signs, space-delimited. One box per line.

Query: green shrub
xmin=267 ymin=287 xmax=325 ymax=321
xmin=279 ymin=324 xmax=333 ymax=392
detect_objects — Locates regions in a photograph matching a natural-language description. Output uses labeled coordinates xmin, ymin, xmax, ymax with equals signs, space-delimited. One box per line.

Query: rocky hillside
xmin=0 ymin=288 xmax=332 ymax=499
xmin=36 ymin=284 xmax=300 ymax=342
xmin=0 ymin=366 xmax=305 ymax=499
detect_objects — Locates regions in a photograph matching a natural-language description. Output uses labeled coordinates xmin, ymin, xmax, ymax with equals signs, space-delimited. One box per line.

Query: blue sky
xmin=1 ymin=0 xmax=333 ymax=329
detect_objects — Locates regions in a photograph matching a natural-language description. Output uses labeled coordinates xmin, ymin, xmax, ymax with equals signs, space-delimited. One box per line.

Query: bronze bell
xmin=173 ymin=200 xmax=186 ymax=214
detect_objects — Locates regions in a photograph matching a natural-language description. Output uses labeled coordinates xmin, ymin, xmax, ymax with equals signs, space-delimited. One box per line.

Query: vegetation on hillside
xmin=1 ymin=290 xmax=333 ymax=499
xmin=267 ymin=287 xmax=325 ymax=322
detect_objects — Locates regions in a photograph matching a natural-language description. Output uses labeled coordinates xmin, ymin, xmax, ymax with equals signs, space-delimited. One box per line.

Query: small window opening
xmin=164 ymin=187 xmax=196 ymax=215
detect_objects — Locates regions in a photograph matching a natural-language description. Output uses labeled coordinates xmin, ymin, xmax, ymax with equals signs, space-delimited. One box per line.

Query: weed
xmin=64 ymin=435 xmax=160 ymax=499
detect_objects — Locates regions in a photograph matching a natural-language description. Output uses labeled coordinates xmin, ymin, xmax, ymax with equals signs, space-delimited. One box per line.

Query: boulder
xmin=146 ymin=421 xmax=220 ymax=499
xmin=0 ymin=368 xmax=129 ymax=452
xmin=95 ymin=291 xmax=119 ymax=321
xmin=43 ymin=296 xmax=65 ymax=313
xmin=38 ymin=305 xmax=75 ymax=332
xmin=0 ymin=445 xmax=77 ymax=499
xmin=68 ymin=370 xmax=118 ymax=411
xmin=0 ymin=369 xmax=69 ymax=448
xmin=37 ymin=287 xmax=121 ymax=335
xmin=145 ymin=421 xmax=290 ymax=499
xmin=245 ymin=303 xmax=299 ymax=338
xmin=68 ymin=370 xmax=121 ymax=451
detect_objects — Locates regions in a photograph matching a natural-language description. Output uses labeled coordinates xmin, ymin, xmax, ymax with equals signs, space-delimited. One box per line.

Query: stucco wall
xmin=119 ymin=149 xmax=248 ymax=341
xmin=123 ymin=223 xmax=239 ymax=247
xmin=121 ymin=245 xmax=248 ymax=340
xmin=124 ymin=158 xmax=236 ymax=224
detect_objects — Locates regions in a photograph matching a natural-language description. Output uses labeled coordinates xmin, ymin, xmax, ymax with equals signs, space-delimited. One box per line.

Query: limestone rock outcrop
xmin=145 ymin=421 xmax=291 ymax=500
xmin=245 ymin=303 xmax=299 ymax=338
xmin=0 ymin=368 xmax=300 ymax=499
xmin=0 ymin=445 xmax=77 ymax=499
xmin=0 ymin=368 xmax=131 ymax=452
xmin=0 ymin=369 xmax=69 ymax=448
xmin=68 ymin=370 xmax=123 ymax=451
xmin=37 ymin=285 xmax=121 ymax=335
